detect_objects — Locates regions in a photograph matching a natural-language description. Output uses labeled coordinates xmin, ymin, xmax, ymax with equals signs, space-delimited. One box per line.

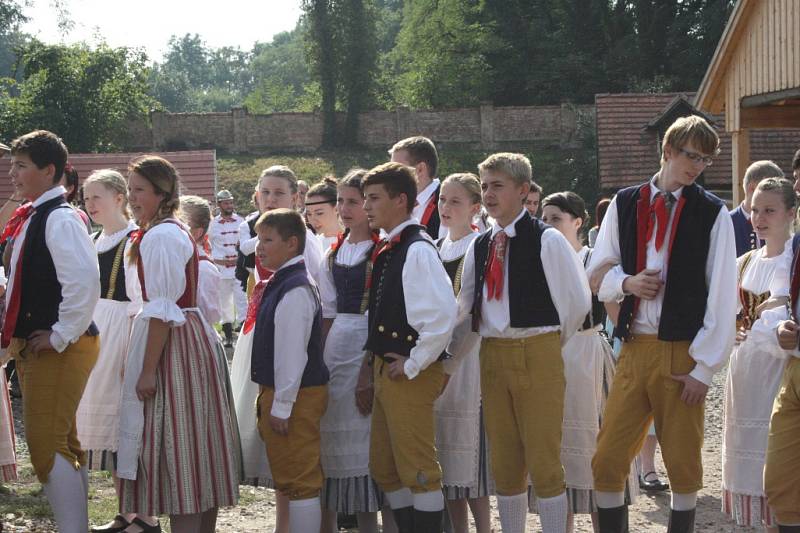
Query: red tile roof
xmin=0 ymin=150 xmax=217 ymax=204
xmin=596 ymin=93 xmax=800 ymax=193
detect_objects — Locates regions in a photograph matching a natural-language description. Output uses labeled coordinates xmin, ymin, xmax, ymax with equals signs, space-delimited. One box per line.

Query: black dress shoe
xmin=667 ymin=508 xmax=695 ymax=533
xmin=123 ymin=518 xmax=161 ymax=533
xmin=91 ymin=515 xmax=129 ymax=533
xmin=779 ymin=526 xmax=800 ymax=533
xmin=639 ymin=471 xmax=670 ymax=492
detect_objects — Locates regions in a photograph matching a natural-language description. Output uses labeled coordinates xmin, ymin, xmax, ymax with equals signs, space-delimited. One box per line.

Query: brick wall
xmin=119 ymin=103 xmax=595 ymax=153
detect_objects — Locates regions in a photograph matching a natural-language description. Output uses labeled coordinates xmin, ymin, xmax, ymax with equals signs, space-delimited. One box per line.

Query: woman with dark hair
xmin=587 ymin=198 xmax=610 ymax=248
xmin=535 ymin=191 xmax=637 ymax=532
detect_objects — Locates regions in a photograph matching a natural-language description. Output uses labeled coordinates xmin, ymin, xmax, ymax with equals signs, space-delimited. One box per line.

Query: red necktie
xmin=242 ymin=270 xmax=275 ymax=335
xmin=485 ymin=231 xmax=508 ymax=301
xmin=1 ymin=204 xmax=36 ymax=348
xmin=646 ymin=193 xmax=674 ymax=252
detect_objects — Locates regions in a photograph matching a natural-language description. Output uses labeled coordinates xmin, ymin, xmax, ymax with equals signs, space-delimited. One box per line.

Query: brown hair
xmin=179 ymin=195 xmax=212 ymax=235
xmin=442 ymin=173 xmax=481 ymax=205
xmin=389 ymin=136 xmax=438 ymax=178
xmin=83 ymin=168 xmax=130 ymax=219
xmin=744 ymin=160 xmax=784 ymax=187
xmin=755 ymin=177 xmax=797 ymax=211
xmin=661 ymin=115 xmax=720 ymax=165
xmin=362 ymin=162 xmax=418 ymax=214
xmin=593 ymin=197 xmax=611 ymax=229
xmin=10 ymin=130 xmax=69 ymax=184
xmin=255 ymin=207 xmax=307 ymax=254
xmin=306 ymin=175 xmax=338 ymax=206
xmin=127 ymin=155 xmax=181 ymax=263
xmin=259 ymin=165 xmax=298 ymax=193
xmin=478 ymin=152 xmax=533 ymax=186
xmin=339 ymin=167 xmax=368 ymax=194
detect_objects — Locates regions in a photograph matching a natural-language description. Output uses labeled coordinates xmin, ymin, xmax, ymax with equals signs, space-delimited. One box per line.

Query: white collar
xmin=648 ymin=174 xmax=684 ymax=203
xmin=32 ymin=185 xmax=68 ymax=208
xmin=416 ymin=178 xmax=440 ymax=209
xmin=386 ymin=218 xmax=416 ymax=240
xmin=275 ymin=254 xmax=305 ymax=273
xmin=490 ymin=208 xmax=527 ymax=238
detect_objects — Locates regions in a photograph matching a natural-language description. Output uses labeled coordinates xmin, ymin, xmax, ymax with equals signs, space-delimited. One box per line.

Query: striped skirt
xmin=119 ymin=312 xmax=240 ymax=515
xmin=722 ymin=489 xmax=776 ymax=527
xmin=321 ymin=474 xmax=384 ymax=514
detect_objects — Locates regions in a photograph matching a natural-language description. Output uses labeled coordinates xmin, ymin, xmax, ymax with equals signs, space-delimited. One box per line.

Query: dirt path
xmin=1 ymin=370 xmax=756 ymax=532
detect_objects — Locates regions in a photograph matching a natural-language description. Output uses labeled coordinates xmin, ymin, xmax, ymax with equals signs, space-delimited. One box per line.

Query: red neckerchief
xmin=367 ymin=233 xmax=402 ymax=288
xmin=202 ymin=234 xmax=211 ymax=254
xmin=0 ymin=203 xmax=34 ymax=242
xmin=420 ymin=196 xmax=437 ymax=227
xmin=242 ymin=271 xmax=273 ymax=335
xmin=485 ymin=231 xmax=508 ymax=300
xmin=330 ymin=232 xmax=347 ymax=253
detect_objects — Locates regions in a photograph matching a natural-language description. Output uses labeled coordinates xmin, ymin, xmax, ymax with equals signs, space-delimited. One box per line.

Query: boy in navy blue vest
xmin=362 ymin=162 xmax=457 ymax=533
xmin=251 ymin=208 xmax=329 ymax=533
xmin=451 ymin=152 xmax=590 ymax=533
xmin=589 ymin=115 xmax=737 ymax=532
xmin=3 ymin=130 xmax=100 ymax=533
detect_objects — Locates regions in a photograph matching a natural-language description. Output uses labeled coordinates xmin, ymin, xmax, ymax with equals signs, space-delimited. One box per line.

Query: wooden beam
xmin=741 ymin=87 xmax=800 ymax=107
xmin=731 ymin=129 xmax=750 ymax=207
xmin=740 ymin=104 xmax=800 ymax=128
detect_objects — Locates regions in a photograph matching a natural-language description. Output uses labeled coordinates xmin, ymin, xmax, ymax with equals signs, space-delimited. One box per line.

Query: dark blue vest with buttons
xmin=330 ymin=243 xmax=372 ymax=315
xmin=250 ymin=261 xmax=329 ymax=388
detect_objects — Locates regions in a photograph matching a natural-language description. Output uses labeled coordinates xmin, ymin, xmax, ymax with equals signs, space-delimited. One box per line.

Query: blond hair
xmin=442 ymin=172 xmax=481 ymax=205
xmin=755 ymin=177 xmax=796 ymax=211
xmin=83 ymin=168 xmax=130 ymax=218
xmin=179 ymin=194 xmax=212 ymax=235
xmin=661 ymin=115 xmax=720 ymax=165
xmin=478 ymin=153 xmax=532 ymax=186
xmin=258 ymin=165 xmax=298 ymax=193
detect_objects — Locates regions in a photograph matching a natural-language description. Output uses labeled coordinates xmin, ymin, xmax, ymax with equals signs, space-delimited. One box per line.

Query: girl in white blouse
xmin=306 ymin=176 xmax=342 ymax=253
xmin=722 ymin=177 xmax=796 ymax=532
xmin=117 ymin=156 xmax=239 ymax=533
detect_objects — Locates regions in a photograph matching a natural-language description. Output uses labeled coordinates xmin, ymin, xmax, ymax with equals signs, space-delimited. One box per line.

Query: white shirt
xmin=412 ymin=179 xmax=447 ymax=239
xmin=208 ymin=212 xmax=244 ymax=280
xmin=198 ymin=252 xmax=222 ymax=325
xmin=239 ymin=218 xmax=323 ymax=282
xmin=454 ymin=209 xmax=591 ymax=345
xmin=319 ymin=237 xmax=374 ymax=319
xmin=588 ymin=179 xmax=737 ymax=385
xmin=381 ymin=219 xmax=457 ymax=379
xmin=5 ymin=186 xmax=100 ymax=352
xmin=271 ymin=255 xmax=319 ymax=419
xmin=94 ymin=220 xmax=142 ymax=317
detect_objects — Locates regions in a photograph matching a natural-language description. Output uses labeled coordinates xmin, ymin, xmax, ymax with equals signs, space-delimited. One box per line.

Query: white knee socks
xmin=43 ymin=454 xmax=88 ymax=533
xmin=595 ymin=490 xmax=625 ymax=508
xmin=671 ymin=491 xmax=697 ymax=511
xmin=538 ymin=492 xmax=568 ymax=533
xmin=497 ymin=493 xmax=528 ymax=533
xmin=288 ymin=497 xmax=321 ymax=533
xmin=385 ymin=487 xmax=413 ymax=509
xmin=413 ymin=490 xmax=444 ymax=512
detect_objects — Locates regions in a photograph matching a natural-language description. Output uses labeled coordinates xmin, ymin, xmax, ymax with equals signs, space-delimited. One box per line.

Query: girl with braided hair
xmin=116 ymin=155 xmax=239 ymax=533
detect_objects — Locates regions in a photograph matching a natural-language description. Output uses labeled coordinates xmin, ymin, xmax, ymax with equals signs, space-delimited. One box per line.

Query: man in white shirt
xmin=208 ymin=189 xmax=247 ymax=346
xmin=389 ymin=136 xmax=446 ymax=239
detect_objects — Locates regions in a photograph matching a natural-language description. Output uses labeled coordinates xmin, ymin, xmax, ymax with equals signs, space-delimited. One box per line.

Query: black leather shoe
xmin=413 ymin=509 xmax=443 ymax=533
xmin=392 ymin=506 xmax=414 ymax=533
xmin=667 ymin=509 xmax=695 ymax=533
xmin=639 ymin=471 xmax=670 ymax=492
xmin=91 ymin=515 xmax=129 ymax=533
xmin=597 ymin=505 xmax=629 ymax=533
xmin=779 ymin=526 xmax=800 ymax=533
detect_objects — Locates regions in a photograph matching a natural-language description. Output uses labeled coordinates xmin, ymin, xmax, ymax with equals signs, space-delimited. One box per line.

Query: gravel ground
xmin=0 ymin=366 xmax=761 ymax=532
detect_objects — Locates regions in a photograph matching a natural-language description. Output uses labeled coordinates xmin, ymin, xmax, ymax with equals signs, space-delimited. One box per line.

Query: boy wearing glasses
xmin=587 ymin=115 xmax=737 ymax=533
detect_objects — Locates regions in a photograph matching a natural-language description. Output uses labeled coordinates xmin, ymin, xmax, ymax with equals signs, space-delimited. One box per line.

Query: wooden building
xmin=696 ymin=0 xmax=800 ymax=204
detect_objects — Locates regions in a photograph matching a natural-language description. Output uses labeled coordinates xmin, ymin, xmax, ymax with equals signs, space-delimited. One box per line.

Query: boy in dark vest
xmin=251 ymin=208 xmax=330 ymax=533
xmin=362 ymin=162 xmax=457 ymax=532
xmin=588 ymin=115 xmax=737 ymax=532
xmin=389 ymin=136 xmax=445 ymax=239
xmin=762 ymin=231 xmax=800 ymax=532
xmin=3 ymin=130 xmax=100 ymax=532
xmin=451 ymin=152 xmax=591 ymax=533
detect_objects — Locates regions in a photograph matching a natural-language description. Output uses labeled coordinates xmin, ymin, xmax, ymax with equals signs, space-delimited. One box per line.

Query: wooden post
xmin=730 ymin=129 xmax=750 ymax=207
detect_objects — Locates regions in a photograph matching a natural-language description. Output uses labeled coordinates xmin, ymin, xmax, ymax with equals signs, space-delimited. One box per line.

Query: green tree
xmin=1 ymin=41 xmax=157 ymax=152
xmin=302 ymin=0 xmax=338 ymax=146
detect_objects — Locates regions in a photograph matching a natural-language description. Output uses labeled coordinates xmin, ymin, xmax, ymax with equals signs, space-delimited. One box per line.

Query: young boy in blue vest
xmin=3 ymin=130 xmax=100 ymax=533
xmin=450 ymin=152 xmax=591 ymax=533
xmin=588 ymin=115 xmax=737 ymax=532
xmin=251 ymin=208 xmax=330 ymax=533
xmin=362 ymin=162 xmax=457 ymax=532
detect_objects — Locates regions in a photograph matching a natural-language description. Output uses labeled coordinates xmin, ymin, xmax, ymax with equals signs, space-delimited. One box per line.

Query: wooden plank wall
xmin=725 ymin=0 xmax=800 ymax=130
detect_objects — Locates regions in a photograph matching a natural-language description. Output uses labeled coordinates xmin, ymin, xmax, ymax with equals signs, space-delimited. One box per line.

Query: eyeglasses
xmin=678 ymin=148 xmax=714 ymax=166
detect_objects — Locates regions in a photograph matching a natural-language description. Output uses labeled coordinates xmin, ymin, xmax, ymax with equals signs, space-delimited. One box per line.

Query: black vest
xmin=15 ymin=196 xmax=98 ymax=339
xmin=364 ymin=224 xmax=436 ymax=357
xmin=614 ymin=182 xmax=724 ymax=341
xmin=329 ymin=243 xmax=372 ymax=315
xmin=235 ymin=211 xmax=259 ymax=287
xmin=97 ymin=233 xmax=132 ymax=302
xmin=250 ymin=261 xmax=329 ymax=388
xmin=421 ymin=185 xmax=441 ymax=238
xmin=471 ymin=212 xmax=560 ymax=332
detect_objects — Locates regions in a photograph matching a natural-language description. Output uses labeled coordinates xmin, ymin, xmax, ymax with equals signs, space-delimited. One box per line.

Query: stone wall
xmin=121 ymin=103 xmax=595 ymax=153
